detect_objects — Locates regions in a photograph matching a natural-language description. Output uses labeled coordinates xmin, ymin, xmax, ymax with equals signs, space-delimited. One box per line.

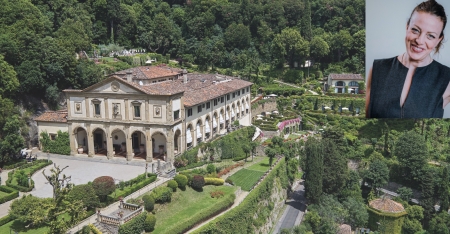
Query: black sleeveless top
xmin=368 ymin=57 xmax=450 ymax=118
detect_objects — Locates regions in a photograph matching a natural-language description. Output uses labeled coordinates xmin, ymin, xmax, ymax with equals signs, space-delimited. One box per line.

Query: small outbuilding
xmin=367 ymin=198 xmax=407 ymax=234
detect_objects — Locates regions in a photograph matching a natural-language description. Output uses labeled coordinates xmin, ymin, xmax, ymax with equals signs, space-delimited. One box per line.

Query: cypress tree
xmin=421 ymin=169 xmax=435 ymax=227
xmin=322 ymin=139 xmax=348 ymax=195
xmin=304 ymin=137 xmax=323 ymax=204
xmin=301 ymin=0 xmax=312 ymax=41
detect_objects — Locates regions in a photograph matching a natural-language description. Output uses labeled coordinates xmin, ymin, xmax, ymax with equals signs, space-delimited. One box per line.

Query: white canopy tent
xmin=213 ymin=117 xmax=218 ymax=128
xmin=186 ymin=128 xmax=192 ymax=144
xmin=246 ymin=103 xmax=249 ymax=110
xmin=231 ymin=109 xmax=235 ymax=118
xmin=219 ymin=114 xmax=225 ymax=124
xmin=196 ymin=124 xmax=202 ymax=138
xmin=205 ymin=121 xmax=211 ymax=133
xmin=226 ymin=112 xmax=230 ymax=120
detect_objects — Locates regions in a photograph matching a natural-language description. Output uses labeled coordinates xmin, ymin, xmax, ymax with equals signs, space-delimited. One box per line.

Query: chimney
xmin=183 ymin=69 xmax=188 ymax=83
xmin=126 ymin=71 xmax=133 ymax=83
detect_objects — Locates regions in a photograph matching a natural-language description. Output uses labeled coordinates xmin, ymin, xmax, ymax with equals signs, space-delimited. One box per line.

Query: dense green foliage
xmin=108 ymin=173 xmax=157 ymax=202
xmin=144 ymin=213 xmax=156 ymax=232
xmin=142 ymin=194 xmax=155 ymax=212
xmin=9 ymin=195 xmax=54 ymax=227
xmin=67 ymin=184 xmax=99 ymax=210
xmin=151 ymin=186 xmax=173 ymax=203
xmin=40 ymin=131 xmax=71 ymax=155
xmin=118 ymin=212 xmax=147 ymax=234
xmin=6 ymin=160 xmax=52 ymax=192
xmin=92 ymin=176 xmax=116 ymax=201
xmin=174 ymin=174 xmax=188 ymax=190
xmin=367 ymin=206 xmax=407 ymax=234
xmin=304 ymin=137 xmax=323 ymax=204
xmin=167 ymin=180 xmax=178 ymax=192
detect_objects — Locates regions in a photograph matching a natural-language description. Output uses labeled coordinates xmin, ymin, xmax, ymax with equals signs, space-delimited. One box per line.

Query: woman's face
xmin=405 ymin=11 xmax=444 ymax=64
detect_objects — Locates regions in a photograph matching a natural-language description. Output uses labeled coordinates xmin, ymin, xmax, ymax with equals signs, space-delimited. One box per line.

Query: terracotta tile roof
xmin=329 ymin=73 xmax=364 ymax=81
xmin=337 ymin=224 xmax=352 ymax=234
xmin=34 ymin=110 xmax=68 ymax=123
xmin=369 ymin=198 xmax=405 ymax=213
xmin=113 ymin=66 xmax=180 ymax=80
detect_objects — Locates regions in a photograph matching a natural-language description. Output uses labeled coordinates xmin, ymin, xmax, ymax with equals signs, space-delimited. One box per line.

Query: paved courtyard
xmin=30 ymin=153 xmax=156 ymax=198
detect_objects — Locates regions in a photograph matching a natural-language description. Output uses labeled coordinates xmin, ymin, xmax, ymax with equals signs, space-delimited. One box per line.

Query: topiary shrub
xmin=204 ymin=177 xmax=225 ymax=186
xmin=142 ymin=194 xmax=155 ymax=212
xmin=144 ymin=213 xmax=156 ymax=232
xmin=167 ymin=180 xmax=178 ymax=192
xmin=67 ymin=184 xmax=100 ymax=210
xmin=206 ymin=164 xmax=216 ymax=174
xmin=151 ymin=186 xmax=173 ymax=203
xmin=92 ymin=176 xmax=116 ymax=202
xmin=191 ymin=175 xmax=205 ymax=190
xmin=174 ymin=174 xmax=188 ymax=190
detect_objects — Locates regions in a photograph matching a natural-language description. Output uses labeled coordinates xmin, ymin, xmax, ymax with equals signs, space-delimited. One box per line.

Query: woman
xmin=366 ymin=0 xmax=450 ymax=118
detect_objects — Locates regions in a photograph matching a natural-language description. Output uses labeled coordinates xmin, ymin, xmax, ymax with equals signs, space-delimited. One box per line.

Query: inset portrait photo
xmin=366 ymin=0 xmax=450 ymax=118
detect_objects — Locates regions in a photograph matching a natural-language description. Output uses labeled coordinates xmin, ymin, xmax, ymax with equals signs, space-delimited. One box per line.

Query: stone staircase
xmin=165 ymin=168 xmax=176 ymax=178
xmin=94 ymin=222 xmax=119 ymax=234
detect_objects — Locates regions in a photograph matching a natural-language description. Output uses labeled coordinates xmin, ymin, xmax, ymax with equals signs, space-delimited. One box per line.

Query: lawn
xmin=247 ymin=158 xmax=270 ymax=172
xmin=151 ymin=185 xmax=237 ymax=234
xmin=228 ymin=168 xmax=265 ymax=191
xmin=0 ymin=220 xmax=49 ymax=234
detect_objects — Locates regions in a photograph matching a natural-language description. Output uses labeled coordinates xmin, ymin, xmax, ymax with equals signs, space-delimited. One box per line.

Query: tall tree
xmin=0 ymin=115 xmax=25 ymax=162
xmin=301 ymin=0 xmax=312 ymax=40
xmin=395 ymin=130 xmax=428 ymax=184
xmin=322 ymin=139 xmax=347 ymax=195
xmin=421 ymin=169 xmax=436 ymax=227
xmin=271 ymin=28 xmax=309 ymax=69
xmin=0 ymin=55 xmax=19 ymax=98
xmin=304 ymin=137 xmax=323 ymax=204
xmin=364 ymin=159 xmax=389 ymax=194
xmin=107 ymin=0 xmax=121 ymax=43
xmin=440 ymin=167 xmax=450 ymax=213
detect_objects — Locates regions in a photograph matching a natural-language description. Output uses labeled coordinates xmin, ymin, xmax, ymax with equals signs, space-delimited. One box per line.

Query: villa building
xmin=35 ymin=66 xmax=253 ymax=163
xmin=324 ymin=73 xmax=364 ymax=94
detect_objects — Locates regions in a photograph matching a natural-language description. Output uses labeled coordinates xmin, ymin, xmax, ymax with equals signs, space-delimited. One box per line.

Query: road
xmin=273 ymin=180 xmax=307 ymax=233
xmin=273 ymin=80 xmax=319 ymax=95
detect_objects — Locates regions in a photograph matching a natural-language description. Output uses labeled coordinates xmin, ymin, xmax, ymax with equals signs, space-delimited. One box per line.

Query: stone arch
xmin=196 ymin=119 xmax=203 ymax=144
xmin=225 ymin=106 xmax=230 ymax=127
xmin=186 ymin=123 xmax=194 ymax=148
xmin=174 ymin=129 xmax=181 ymax=155
xmin=236 ymin=101 xmax=241 ymax=119
xmin=151 ymin=131 xmax=167 ymax=161
xmin=212 ymin=111 xmax=218 ymax=134
xmin=204 ymin=115 xmax=211 ymax=139
xmin=131 ymin=130 xmax=146 ymax=160
xmin=73 ymin=126 xmax=88 ymax=154
xmin=219 ymin=109 xmax=225 ymax=130
xmin=92 ymin=127 xmax=107 ymax=155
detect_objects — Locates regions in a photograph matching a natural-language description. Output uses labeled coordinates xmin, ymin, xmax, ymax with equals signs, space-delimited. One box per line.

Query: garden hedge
xmin=118 ymin=212 xmax=147 ymax=234
xmin=6 ymin=160 xmax=52 ymax=192
xmin=193 ymin=158 xmax=288 ymax=234
xmin=204 ymin=177 xmax=225 ymax=186
xmin=89 ymin=223 xmax=102 ymax=234
xmin=167 ymin=180 xmax=178 ymax=192
xmin=0 ymin=185 xmax=19 ymax=204
xmin=174 ymin=174 xmax=188 ymax=189
xmin=0 ymin=215 xmax=13 ymax=227
xmin=107 ymin=174 xmax=157 ymax=202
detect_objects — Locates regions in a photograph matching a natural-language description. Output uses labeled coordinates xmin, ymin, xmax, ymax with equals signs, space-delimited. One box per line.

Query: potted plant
xmin=78 ymin=145 xmax=84 ymax=154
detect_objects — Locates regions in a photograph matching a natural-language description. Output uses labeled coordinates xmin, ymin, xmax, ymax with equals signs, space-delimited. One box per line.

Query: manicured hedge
xmin=204 ymin=177 xmax=225 ymax=186
xmin=6 ymin=160 xmax=52 ymax=192
xmin=193 ymin=158 xmax=288 ymax=234
xmin=160 ymin=192 xmax=235 ymax=234
xmin=89 ymin=224 xmax=102 ymax=234
xmin=108 ymin=174 xmax=157 ymax=202
xmin=3 ymin=161 xmax=28 ymax=170
xmin=0 ymin=215 xmax=13 ymax=227
xmin=0 ymin=185 xmax=19 ymax=204
xmin=118 ymin=212 xmax=147 ymax=234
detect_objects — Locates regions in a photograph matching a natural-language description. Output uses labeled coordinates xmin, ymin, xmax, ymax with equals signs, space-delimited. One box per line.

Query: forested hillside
xmin=0 ymin=0 xmax=365 ymax=104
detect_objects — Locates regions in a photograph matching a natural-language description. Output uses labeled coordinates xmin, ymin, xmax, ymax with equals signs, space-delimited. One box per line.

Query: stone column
xmin=67 ymin=97 xmax=71 ymax=118
xmin=146 ymin=128 xmax=152 ymax=162
xmin=104 ymin=97 xmax=109 ymax=119
xmin=126 ymin=130 xmax=133 ymax=161
xmin=124 ymin=99 xmax=129 ymax=120
xmin=166 ymin=130 xmax=173 ymax=162
xmin=192 ymin=128 xmax=196 ymax=147
xmin=145 ymin=99 xmax=149 ymax=121
xmin=69 ymin=123 xmax=76 ymax=155
xmin=106 ymin=125 xmax=113 ymax=159
xmin=87 ymin=124 xmax=94 ymax=157
xmin=85 ymin=97 xmax=90 ymax=117
xmin=200 ymin=124 xmax=204 ymax=142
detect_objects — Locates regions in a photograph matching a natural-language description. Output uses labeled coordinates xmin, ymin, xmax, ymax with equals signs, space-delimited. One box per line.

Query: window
xmin=227 ymin=94 xmax=230 ymax=100
xmin=94 ymin=104 xmax=100 ymax=116
xmin=246 ymin=87 xmax=249 ymax=92
xmin=242 ymin=88 xmax=245 ymax=94
xmin=174 ymin=110 xmax=180 ymax=120
xmin=232 ymin=93 xmax=235 ymax=98
xmin=49 ymin=133 xmax=56 ymax=141
xmin=134 ymin=106 xmax=141 ymax=118
xmin=132 ymin=101 xmax=142 ymax=119
xmin=206 ymin=102 xmax=210 ymax=109
xmin=238 ymin=90 xmax=240 ymax=96
xmin=198 ymin=105 xmax=202 ymax=113
xmin=188 ymin=108 xmax=193 ymax=117
xmin=221 ymin=97 xmax=224 ymax=103
xmin=214 ymin=99 xmax=218 ymax=106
